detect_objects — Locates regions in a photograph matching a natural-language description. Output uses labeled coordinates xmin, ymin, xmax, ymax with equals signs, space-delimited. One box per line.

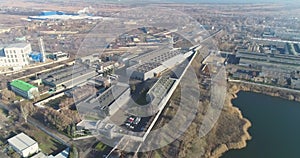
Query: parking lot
xmin=109 ymin=108 xmax=154 ymax=133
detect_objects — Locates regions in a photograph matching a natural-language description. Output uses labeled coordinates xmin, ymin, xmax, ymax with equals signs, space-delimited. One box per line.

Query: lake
xmin=222 ymin=91 xmax=300 ymax=158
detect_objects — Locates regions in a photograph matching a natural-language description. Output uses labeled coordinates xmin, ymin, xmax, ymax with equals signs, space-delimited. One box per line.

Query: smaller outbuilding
xmin=8 ymin=133 xmax=39 ymax=157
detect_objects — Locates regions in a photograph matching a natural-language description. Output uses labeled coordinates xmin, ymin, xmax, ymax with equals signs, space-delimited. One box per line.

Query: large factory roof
xmin=136 ymin=62 xmax=162 ymax=73
xmin=41 ymin=65 xmax=94 ymax=86
xmin=237 ymin=51 xmax=300 ymax=67
xmin=130 ymin=47 xmax=183 ymax=64
xmin=148 ymin=77 xmax=175 ymax=99
xmin=10 ymin=80 xmax=37 ymax=92
xmin=96 ymin=83 xmax=128 ymax=109
xmin=40 ymin=11 xmax=65 ymax=16
xmin=128 ymin=48 xmax=185 ymax=73
xmin=76 ymin=83 xmax=129 ymax=117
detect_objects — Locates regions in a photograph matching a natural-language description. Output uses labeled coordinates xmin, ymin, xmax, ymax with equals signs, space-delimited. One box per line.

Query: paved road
xmin=28 ymin=117 xmax=71 ymax=146
xmin=229 ymin=79 xmax=300 ymax=94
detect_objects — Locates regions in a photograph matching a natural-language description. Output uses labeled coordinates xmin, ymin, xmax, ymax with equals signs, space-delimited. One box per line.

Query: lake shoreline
xmin=215 ymin=82 xmax=300 ymax=158
xmin=211 ymin=86 xmax=252 ymax=158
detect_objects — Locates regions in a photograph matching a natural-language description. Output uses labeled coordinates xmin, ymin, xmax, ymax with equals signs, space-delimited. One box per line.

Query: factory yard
xmin=0 ymin=1 xmax=300 ymax=158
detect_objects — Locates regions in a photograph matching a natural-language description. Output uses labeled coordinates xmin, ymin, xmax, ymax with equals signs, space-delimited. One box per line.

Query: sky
xmin=39 ymin=0 xmax=298 ymax=4
xmin=168 ymin=0 xmax=296 ymax=3
xmin=97 ymin=0 xmax=298 ymax=3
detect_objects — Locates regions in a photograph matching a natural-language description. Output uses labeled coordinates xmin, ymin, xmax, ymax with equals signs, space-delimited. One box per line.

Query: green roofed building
xmin=10 ymin=80 xmax=39 ymax=99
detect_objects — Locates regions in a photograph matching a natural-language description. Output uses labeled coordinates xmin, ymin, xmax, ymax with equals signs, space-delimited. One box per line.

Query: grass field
xmin=21 ymin=124 xmax=66 ymax=155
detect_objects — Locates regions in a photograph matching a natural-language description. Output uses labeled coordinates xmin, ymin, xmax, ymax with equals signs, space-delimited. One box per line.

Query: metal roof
xmin=10 ymin=80 xmax=37 ymax=92
xmin=30 ymin=152 xmax=47 ymax=158
xmin=48 ymin=148 xmax=69 ymax=158
xmin=6 ymin=43 xmax=30 ymax=49
xmin=8 ymin=133 xmax=37 ymax=151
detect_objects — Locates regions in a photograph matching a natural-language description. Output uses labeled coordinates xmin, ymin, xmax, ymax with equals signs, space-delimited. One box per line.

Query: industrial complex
xmin=2 ymin=3 xmax=300 ymax=157
xmin=73 ymin=45 xmax=199 ymax=155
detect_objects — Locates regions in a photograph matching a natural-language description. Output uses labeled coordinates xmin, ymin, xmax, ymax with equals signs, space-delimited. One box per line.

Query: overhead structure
xmin=39 ymin=37 xmax=46 ymax=63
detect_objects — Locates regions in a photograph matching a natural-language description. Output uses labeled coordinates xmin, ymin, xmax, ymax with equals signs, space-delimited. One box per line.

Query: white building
xmin=0 ymin=43 xmax=32 ymax=68
xmin=8 ymin=133 xmax=39 ymax=157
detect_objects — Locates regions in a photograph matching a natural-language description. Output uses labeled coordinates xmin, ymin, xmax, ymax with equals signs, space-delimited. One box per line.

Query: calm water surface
xmin=222 ymin=91 xmax=300 ymax=158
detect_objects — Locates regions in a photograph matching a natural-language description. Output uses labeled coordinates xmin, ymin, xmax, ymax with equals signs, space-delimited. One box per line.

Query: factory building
xmin=127 ymin=62 xmax=165 ymax=80
xmin=237 ymin=51 xmax=300 ymax=68
xmin=146 ymin=76 xmax=175 ymax=104
xmin=10 ymin=80 xmax=39 ymax=99
xmin=8 ymin=133 xmax=39 ymax=157
xmin=99 ymin=61 xmax=119 ymax=73
xmin=46 ymin=51 xmax=69 ymax=61
xmin=126 ymin=48 xmax=194 ymax=80
xmin=0 ymin=43 xmax=31 ymax=68
xmin=41 ymin=65 xmax=96 ymax=90
xmin=76 ymin=83 xmax=129 ymax=119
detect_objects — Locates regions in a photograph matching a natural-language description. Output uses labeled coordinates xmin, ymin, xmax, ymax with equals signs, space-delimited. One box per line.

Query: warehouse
xmin=10 ymin=80 xmax=39 ymax=99
xmin=8 ymin=133 xmax=39 ymax=157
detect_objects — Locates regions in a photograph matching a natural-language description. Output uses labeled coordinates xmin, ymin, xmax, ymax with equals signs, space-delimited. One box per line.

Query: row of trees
xmin=19 ymin=101 xmax=36 ymax=123
xmin=39 ymin=107 xmax=81 ymax=132
xmin=0 ymin=89 xmax=16 ymax=103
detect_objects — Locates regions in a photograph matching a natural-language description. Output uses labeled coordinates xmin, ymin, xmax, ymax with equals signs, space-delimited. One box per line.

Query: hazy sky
xmin=25 ymin=0 xmax=299 ymax=5
xmin=94 ymin=0 xmax=299 ymax=4
xmin=171 ymin=0 xmax=294 ymax=3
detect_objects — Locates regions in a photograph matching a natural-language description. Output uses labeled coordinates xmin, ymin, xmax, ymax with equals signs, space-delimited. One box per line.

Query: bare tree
xmin=1 ymin=89 xmax=16 ymax=102
xmin=20 ymin=102 xmax=35 ymax=123
xmin=0 ymin=108 xmax=7 ymax=120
